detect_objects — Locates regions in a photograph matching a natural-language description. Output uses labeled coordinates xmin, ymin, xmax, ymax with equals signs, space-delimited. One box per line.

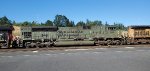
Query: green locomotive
xmin=17 ymin=25 xmax=124 ymax=48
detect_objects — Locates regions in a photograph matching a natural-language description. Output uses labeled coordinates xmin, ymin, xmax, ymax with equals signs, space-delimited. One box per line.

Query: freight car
xmin=127 ymin=25 xmax=150 ymax=44
xmin=11 ymin=25 xmax=126 ymax=48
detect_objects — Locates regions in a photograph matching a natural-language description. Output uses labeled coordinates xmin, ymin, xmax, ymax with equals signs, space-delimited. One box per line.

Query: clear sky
xmin=0 ymin=0 xmax=149 ymax=26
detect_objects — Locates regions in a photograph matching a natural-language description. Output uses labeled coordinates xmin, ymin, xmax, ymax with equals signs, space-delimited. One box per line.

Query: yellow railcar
xmin=128 ymin=25 xmax=150 ymax=44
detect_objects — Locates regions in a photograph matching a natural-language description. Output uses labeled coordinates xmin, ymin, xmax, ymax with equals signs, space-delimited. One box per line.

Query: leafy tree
xmin=13 ymin=21 xmax=40 ymax=26
xmin=12 ymin=21 xmax=21 ymax=26
xmin=76 ymin=21 xmax=86 ymax=26
xmin=45 ymin=20 xmax=53 ymax=26
xmin=69 ymin=21 xmax=75 ymax=27
xmin=21 ymin=21 xmax=32 ymax=26
xmin=105 ymin=21 xmax=109 ymax=26
xmin=65 ymin=21 xmax=75 ymax=27
xmin=86 ymin=19 xmax=102 ymax=26
xmin=86 ymin=19 xmax=92 ymax=26
xmin=93 ymin=20 xmax=102 ymax=26
xmin=0 ymin=16 xmax=12 ymax=26
xmin=0 ymin=15 xmax=126 ymax=29
xmin=40 ymin=23 xmax=45 ymax=26
xmin=12 ymin=21 xmax=17 ymax=25
xmin=113 ymin=23 xmax=126 ymax=30
xmin=53 ymin=15 xmax=70 ymax=27
xmin=31 ymin=21 xmax=38 ymax=26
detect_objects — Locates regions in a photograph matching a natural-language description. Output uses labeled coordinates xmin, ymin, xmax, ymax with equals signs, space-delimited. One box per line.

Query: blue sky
xmin=0 ymin=0 xmax=149 ymax=26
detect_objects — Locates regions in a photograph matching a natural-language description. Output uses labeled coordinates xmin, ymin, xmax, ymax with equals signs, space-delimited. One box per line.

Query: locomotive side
xmin=16 ymin=25 xmax=125 ymax=48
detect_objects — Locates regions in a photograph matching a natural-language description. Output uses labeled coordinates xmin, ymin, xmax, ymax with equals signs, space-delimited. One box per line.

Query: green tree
xmin=0 ymin=16 xmax=12 ymax=26
xmin=40 ymin=23 xmax=45 ymax=26
xmin=86 ymin=19 xmax=92 ymax=26
xmin=69 ymin=21 xmax=75 ymax=27
xmin=105 ymin=21 xmax=109 ymax=26
xmin=86 ymin=19 xmax=102 ymax=26
xmin=53 ymin=15 xmax=70 ymax=27
xmin=93 ymin=20 xmax=102 ymax=26
xmin=31 ymin=21 xmax=38 ymax=26
xmin=12 ymin=21 xmax=17 ymax=26
xmin=114 ymin=23 xmax=126 ymax=30
xmin=66 ymin=21 xmax=75 ymax=27
xmin=21 ymin=21 xmax=32 ymax=26
xmin=76 ymin=21 xmax=86 ymax=26
xmin=45 ymin=20 xmax=53 ymax=26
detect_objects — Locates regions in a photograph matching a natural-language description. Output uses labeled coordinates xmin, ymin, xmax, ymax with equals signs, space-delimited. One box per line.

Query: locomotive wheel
xmin=25 ymin=43 xmax=29 ymax=48
xmin=44 ymin=44 xmax=50 ymax=48
xmin=0 ymin=43 xmax=7 ymax=48
xmin=107 ymin=40 xmax=112 ymax=45
xmin=37 ymin=45 xmax=43 ymax=48
xmin=43 ymin=44 xmax=47 ymax=48
xmin=48 ymin=44 xmax=53 ymax=47
xmin=32 ymin=45 xmax=37 ymax=48
xmin=116 ymin=40 xmax=120 ymax=45
xmin=45 ymin=44 xmax=49 ymax=48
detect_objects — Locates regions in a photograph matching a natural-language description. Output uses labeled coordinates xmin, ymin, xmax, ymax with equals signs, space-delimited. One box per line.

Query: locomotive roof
xmin=31 ymin=26 xmax=58 ymax=28
xmin=21 ymin=26 xmax=58 ymax=28
xmin=106 ymin=25 xmax=117 ymax=27
xmin=31 ymin=26 xmax=58 ymax=31
xmin=129 ymin=25 xmax=150 ymax=29
xmin=0 ymin=26 xmax=13 ymax=31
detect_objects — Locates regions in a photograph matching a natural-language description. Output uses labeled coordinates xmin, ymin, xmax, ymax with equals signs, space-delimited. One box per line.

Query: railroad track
xmin=1 ymin=44 xmax=150 ymax=52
